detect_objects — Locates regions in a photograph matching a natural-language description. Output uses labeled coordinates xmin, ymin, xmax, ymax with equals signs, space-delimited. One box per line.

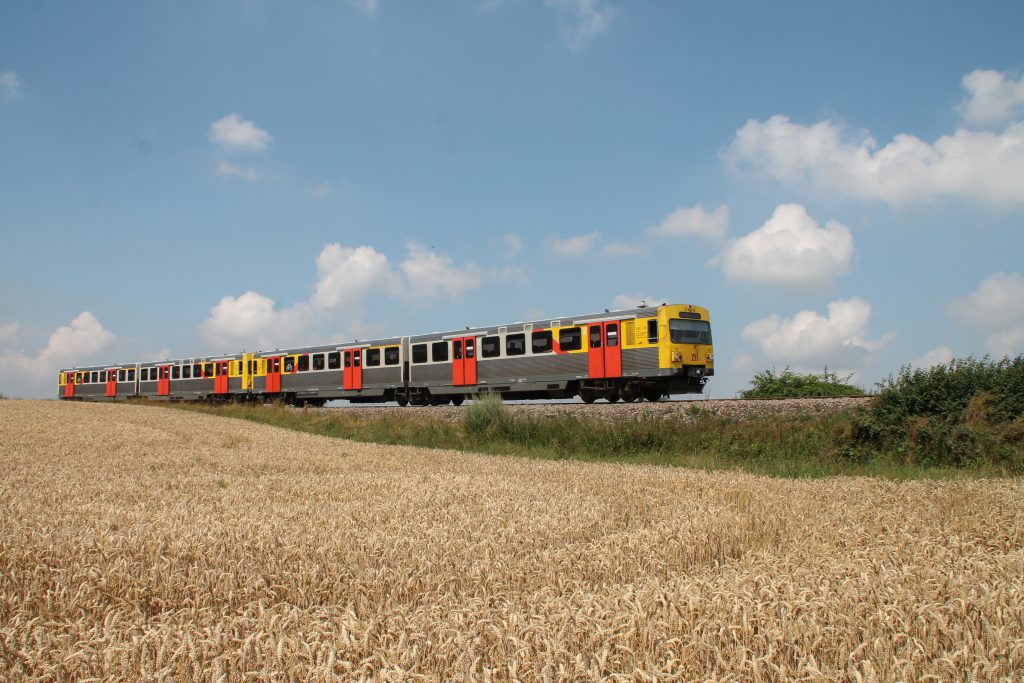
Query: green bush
xmin=741 ymin=367 xmax=865 ymax=398
xmin=849 ymin=355 xmax=1024 ymax=468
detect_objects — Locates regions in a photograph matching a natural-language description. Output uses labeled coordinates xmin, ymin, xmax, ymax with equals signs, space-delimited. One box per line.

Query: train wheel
xmin=452 ymin=396 xmax=464 ymax=406
xmin=642 ymin=389 xmax=663 ymax=402
xmin=581 ymin=390 xmax=596 ymax=404
xmin=607 ymin=392 xmax=620 ymax=403
xmin=396 ymin=393 xmax=409 ymax=407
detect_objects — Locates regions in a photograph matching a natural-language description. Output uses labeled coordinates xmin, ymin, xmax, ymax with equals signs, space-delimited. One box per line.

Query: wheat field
xmin=1 ymin=401 xmax=1022 ymax=681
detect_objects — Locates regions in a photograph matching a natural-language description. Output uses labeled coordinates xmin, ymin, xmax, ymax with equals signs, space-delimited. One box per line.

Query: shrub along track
xmin=1 ymin=399 xmax=1022 ymax=681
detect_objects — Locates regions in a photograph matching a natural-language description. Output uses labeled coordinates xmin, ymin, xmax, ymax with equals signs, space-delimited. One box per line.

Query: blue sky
xmin=2 ymin=1 xmax=1023 ymax=398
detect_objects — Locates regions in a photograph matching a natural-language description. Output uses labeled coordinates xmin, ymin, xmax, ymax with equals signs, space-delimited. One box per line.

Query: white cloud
xmin=504 ymin=234 xmax=523 ymax=258
xmin=0 ymin=321 xmax=18 ymax=343
xmin=549 ymin=232 xmax=600 ymax=257
xmin=215 ymin=160 xmax=261 ymax=181
xmin=989 ymin=324 xmax=1024 ymax=358
xmin=311 ymin=244 xmax=403 ymax=311
xmin=730 ymin=353 xmax=757 ymax=373
xmin=718 ymin=204 xmax=854 ymax=289
xmin=957 ymin=69 xmax=1024 ymax=128
xmin=910 ymin=346 xmax=955 ymax=370
xmin=601 ymin=241 xmax=644 ymax=256
xmin=400 ymin=243 xmax=491 ymax=300
xmin=724 ymin=114 xmax=1024 ymax=207
xmin=949 ymin=272 xmax=1024 ymax=329
xmin=611 ymin=293 xmax=663 ymax=310
xmin=648 ymin=204 xmax=729 ymax=241
xmin=199 ymin=291 xmax=311 ymax=351
xmin=547 ymin=0 xmax=613 ymax=49
xmin=0 ymin=312 xmax=117 ymax=397
xmin=208 ymin=113 xmax=273 ymax=152
xmin=742 ymin=298 xmax=892 ymax=366
xmin=1 ymin=70 xmax=20 ymax=97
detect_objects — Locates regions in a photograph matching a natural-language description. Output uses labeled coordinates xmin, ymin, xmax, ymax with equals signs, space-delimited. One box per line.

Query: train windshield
xmin=669 ymin=319 xmax=712 ymax=345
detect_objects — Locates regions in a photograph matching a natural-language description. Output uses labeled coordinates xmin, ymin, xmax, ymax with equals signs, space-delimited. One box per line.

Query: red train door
xmin=452 ymin=337 xmax=477 ymax=386
xmin=65 ymin=374 xmax=75 ymax=398
xmin=344 ymin=349 xmax=363 ymax=390
xmin=266 ymin=357 xmax=281 ymax=393
xmin=157 ymin=365 xmax=170 ymax=396
xmin=215 ymin=361 xmax=229 ymax=394
xmin=105 ymin=369 xmax=117 ymax=397
xmin=588 ymin=322 xmax=622 ymax=379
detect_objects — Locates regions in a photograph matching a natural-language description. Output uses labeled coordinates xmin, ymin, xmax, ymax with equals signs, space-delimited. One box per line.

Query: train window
xmin=313 ymin=353 xmax=325 ymax=370
xmin=192 ymin=363 xmax=200 ymax=377
xmin=432 ymin=341 xmax=448 ymax=363
xmin=384 ymin=346 xmax=400 ymax=366
xmin=140 ymin=369 xmax=148 ymax=381
xmin=298 ymin=354 xmax=309 ymax=372
xmin=412 ymin=344 xmax=428 ymax=364
xmin=669 ymin=319 xmax=712 ymax=345
xmin=118 ymin=369 xmax=126 ymax=382
xmin=589 ymin=326 xmax=602 ymax=349
xmin=270 ymin=358 xmax=281 ymax=373
xmin=172 ymin=366 xmax=180 ymax=380
xmin=559 ymin=327 xmax=582 ymax=351
xmin=91 ymin=371 xmax=99 ymax=383
xmin=465 ymin=339 xmax=475 ymax=359
xmin=506 ymin=333 xmax=526 ymax=356
xmin=283 ymin=357 xmax=294 ymax=373
xmin=344 ymin=352 xmax=351 ymax=368
xmin=606 ymin=324 xmax=619 ymax=348
xmin=647 ymin=319 xmax=658 ymax=344
xmin=354 ymin=351 xmax=361 ymax=367
xmin=532 ymin=330 xmax=553 ymax=354
xmin=204 ymin=363 xmax=214 ymax=377
xmin=183 ymin=365 xmax=192 ymax=379
xmin=453 ymin=340 xmax=463 ymax=360
xmin=127 ymin=369 xmax=135 ymax=381
xmin=481 ymin=336 xmax=500 ymax=358
xmin=327 ymin=352 xmax=340 ymax=370
xmin=366 ymin=348 xmax=380 ymax=367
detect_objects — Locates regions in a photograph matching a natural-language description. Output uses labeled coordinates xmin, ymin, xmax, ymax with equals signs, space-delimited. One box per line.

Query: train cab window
xmin=365 ymin=349 xmax=380 ymax=367
xmin=313 ymin=353 xmax=325 ymax=371
xmin=532 ymin=330 xmax=553 ymax=354
xmin=506 ymin=333 xmax=526 ymax=356
xmin=432 ymin=341 xmax=448 ymax=363
xmin=384 ymin=346 xmax=400 ymax=366
xmin=647 ymin=319 xmax=658 ymax=344
xmin=172 ymin=366 xmax=180 ymax=380
xmin=606 ymin=324 xmax=619 ymax=348
xmin=183 ymin=365 xmax=192 ymax=379
xmin=327 ymin=352 xmax=340 ymax=370
xmin=127 ymin=369 xmax=135 ymax=381
xmin=118 ymin=369 xmax=126 ymax=382
xmin=559 ymin=327 xmax=582 ymax=351
xmin=412 ymin=344 xmax=428 ymax=364
xmin=204 ymin=363 xmax=214 ymax=377
xmin=298 ymin=354 xmax=309 ymax=372
xmin=481 ymin=336 xmax=500 ymax=358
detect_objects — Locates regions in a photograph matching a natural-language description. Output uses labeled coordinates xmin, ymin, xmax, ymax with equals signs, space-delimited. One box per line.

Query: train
xmin=57 ymin=302 xmax=713 ymax=405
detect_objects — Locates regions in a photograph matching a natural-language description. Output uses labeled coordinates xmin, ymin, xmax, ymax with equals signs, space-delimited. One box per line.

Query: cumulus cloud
xmin=949 ymin=272 xmax=1024 ymax=329
xmin=957 ymin=69 xmax=1024 ymax=127
xmin=611 ymin=293 xmax=664 ymax=310
xmin=199 ymin=291 xmax=312 ymax=350
xmin=718 ymin=204 xmax=854 ymax=289
xmin=504 ymin=234 xmax=523 ymax=258
xmin=311 ymin=244 xmax=403 ymax=310
xmin=724 ymin=114 xmax=1024 ymax=207
xmin=208 ymin=113 xmax=273 ymax=152
xmin=950 ymin=271 xmax=1024 ymax=357
xmin=400 ymin=242 xmax=524 ymax=300
xmin=742 ymin=298 xmax=892 ymax=367
xmin=910 ymin=346 xmax=955 ymax=370
xmin=547 ymin=0 xmax=613 ymax=49
xmin=1 ymin=70 xmax=20 ymax=97
xmin=601 ymin=241 xmax=644 ymax=256
xmin=0 ymin=321 xmax=18 ymax=343
xmin=215 ymin=160 xmax=261 ymax=181
xmin=0 ymin=312 xmax=117 ymax=397
xmin=648 ymin=204 xmax=729 ymax=241
xmin=549 ymin=232 xmax=600 ymax=257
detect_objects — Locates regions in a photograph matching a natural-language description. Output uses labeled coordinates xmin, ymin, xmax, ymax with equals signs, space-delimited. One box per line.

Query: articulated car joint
xmin=658 ymin=304 xmax=714 ymax=381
